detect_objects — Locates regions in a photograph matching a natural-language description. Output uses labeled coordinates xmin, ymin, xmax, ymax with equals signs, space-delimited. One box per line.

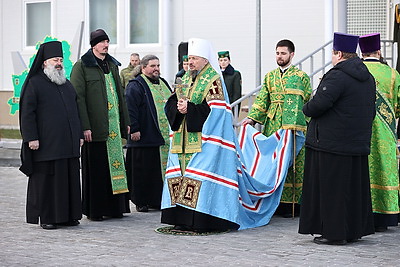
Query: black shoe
xmin=87 ymin=216 xmax=103 ymax=221
xmin=313 ymin=236 xmax=347 ymax=245
xmin=40 ymin=224 xmax=57 ymax=230
xmin=136 ymin=205 xmax=149 ymax=212
xmin=111 ymin=214 xmax=123 ymax=218
xmin=148 ymin=205 xmax=161 ymax=210
xmin=375 ymin=226 xmax=388 ymax=232
xmin=347 ymin=238 xmax=360 ymax=243
xmin=67 ymin=220 xmax=80 ymax=226
xmin=59 ymin=220 xmax=80 ymax=226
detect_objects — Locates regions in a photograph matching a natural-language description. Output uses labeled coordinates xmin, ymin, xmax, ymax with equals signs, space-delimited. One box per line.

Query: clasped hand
xmin=177 ymin=98 xmax=188 ymax=114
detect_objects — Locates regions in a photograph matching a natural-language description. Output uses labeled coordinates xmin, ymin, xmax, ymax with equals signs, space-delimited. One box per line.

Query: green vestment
xmin=248 ymin=65 xmax=312 ymax=203
xmin=104 ymin=73 xmax=129 ymax=194
xmin=364 ymin=61 xmax=400 ymax=215
xmin=172 ymin=63 xmax=225 ymax=173
xmin=141 ymin=74 xmax=171 ymax=178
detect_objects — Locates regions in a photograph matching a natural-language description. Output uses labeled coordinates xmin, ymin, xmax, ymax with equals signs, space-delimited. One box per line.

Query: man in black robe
xmin=125 ymin=55 xmax=172 ymax=212
xmin=298 ymin=33 xmax=376 ymax=245
xmin=19 ymin=41 xmax=83 ymax=230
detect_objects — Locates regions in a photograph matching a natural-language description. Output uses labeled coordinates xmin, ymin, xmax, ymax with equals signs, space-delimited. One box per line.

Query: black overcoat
xmin=20 ymin=71 xmax=82 ymax=174
xmin=303 ymin=57 xmax=376 ymax=156
xmin=125 ymin=75 xmax=172 ymax=147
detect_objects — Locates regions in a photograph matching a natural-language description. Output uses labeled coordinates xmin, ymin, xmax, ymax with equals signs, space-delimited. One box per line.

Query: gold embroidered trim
xmin=370 ymin=184 xmax=399 ymax=191
xmin=176 ymin=176 xmax=202 ymax=208
xmin=167 ymin=176 xmax=183 ymax=205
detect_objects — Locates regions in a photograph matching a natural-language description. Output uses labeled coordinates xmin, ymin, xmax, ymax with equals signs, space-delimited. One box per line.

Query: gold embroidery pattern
xmin=176 ymin=177 xmax=202 ymax=208
xmin=206 ymin=80 xmax=225 ymax=101
xmin=167 ymin=176 xmax=183 ymax=205
xmin=378 ymin=102 xmax=393 ymax=124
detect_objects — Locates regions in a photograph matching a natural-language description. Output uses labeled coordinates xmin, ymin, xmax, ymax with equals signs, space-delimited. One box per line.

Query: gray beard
xmin=43 ymin=64 xmax=66 ymax=85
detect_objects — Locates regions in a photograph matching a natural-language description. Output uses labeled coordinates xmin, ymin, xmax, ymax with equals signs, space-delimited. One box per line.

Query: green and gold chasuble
xmin=141 ymin=74 xmax=171 ymax=178
xmin=172 ymin=63 xmax=224 ymax=173
xmin=104 ymin=73 xmax=129 ymax=194
xmin=248 ymin=66 xmax=312 ymax=203
xmin=364 ymin=61 xmax=400 ymax=215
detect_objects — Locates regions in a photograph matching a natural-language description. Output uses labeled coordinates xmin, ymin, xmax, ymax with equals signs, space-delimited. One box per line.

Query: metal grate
xmin=347 ymin=0 xmax=388 ymax=38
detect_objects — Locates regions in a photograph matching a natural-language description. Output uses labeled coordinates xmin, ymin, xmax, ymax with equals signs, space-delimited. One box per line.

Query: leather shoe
xmin=313 ymin=236 xmax=347 ymax=245
xmin=136 ymin=205 xmax=149 ymax=212
xmin=87 ymin=216 xmax=103 ymax=221
xmin=375 ymin=226 xmax=388 ymax=232
xmin=40 ymin=224 xmax=57 ymax=230
xmin=63 ymin=220 xmax=80 ymax=226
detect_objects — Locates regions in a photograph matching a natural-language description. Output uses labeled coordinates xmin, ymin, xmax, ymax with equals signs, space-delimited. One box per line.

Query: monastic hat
xmin=218 ymin=51 xmax=230 ymax=59
xmin=333 ymin=32 xmax=359 ymax=53
xmin=182 ymin=55 xmax=188 ymax=62
xmin=41 ymin=41 xmax=63 ymax=61
xmin=26 ymin=41 xmax=63 ymax=79
xmin=90 ymin=29 xmax=109 ymax=47
xmin=359 ymin=33 xmax=381 ymax=53
xmin=187 ymin=37 xmax=222 ymax=76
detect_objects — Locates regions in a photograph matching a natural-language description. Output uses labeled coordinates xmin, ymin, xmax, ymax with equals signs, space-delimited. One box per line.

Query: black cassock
xmin=20 ymin=71 xmax=82 ymax=224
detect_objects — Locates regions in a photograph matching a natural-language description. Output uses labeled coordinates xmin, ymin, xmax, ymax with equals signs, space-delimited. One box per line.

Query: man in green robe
xmin=359 ymin=33 xmax=400 ymax=231
xmin=243 ymin=39 xmax=312 ymax=217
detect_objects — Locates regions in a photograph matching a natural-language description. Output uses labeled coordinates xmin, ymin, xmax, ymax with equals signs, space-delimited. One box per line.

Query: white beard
xmin=43 ymin=64 xmax=66 ymax=85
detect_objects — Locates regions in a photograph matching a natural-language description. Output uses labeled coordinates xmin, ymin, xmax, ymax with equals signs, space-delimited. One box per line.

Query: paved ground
xmin=1 ymin=146 xmax=400 ymax=266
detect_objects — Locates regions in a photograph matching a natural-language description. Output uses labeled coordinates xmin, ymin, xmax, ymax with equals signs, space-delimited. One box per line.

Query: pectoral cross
xmin=173 ymin=77 xmax=189 ymax=99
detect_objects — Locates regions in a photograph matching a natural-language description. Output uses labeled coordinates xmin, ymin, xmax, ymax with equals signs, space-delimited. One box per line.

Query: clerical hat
xmin=333 ymin=32 xmax=359 ymax=53
xmin=90 ymin=29 xmax=109 ymax=47
xmin=359 ymin=33 xmax=381 ymax=53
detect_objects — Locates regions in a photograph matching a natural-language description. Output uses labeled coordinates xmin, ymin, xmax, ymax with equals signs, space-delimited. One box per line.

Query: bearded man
xmin=19 ymin=41 xmax=84 ymax=230
xmin=125 ymin=55 xmax=172 ymax=212
xmin=243 ymin=39 xmax=312 ymax=217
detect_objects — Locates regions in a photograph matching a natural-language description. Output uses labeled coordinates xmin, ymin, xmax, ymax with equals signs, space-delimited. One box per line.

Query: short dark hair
xmin=333 ymin=50 xmax=358 ymax=59
xmin=276 ymin=39 xmax=295 ymax=53
xmin=140 ymin=55 xmax=159 ymax=68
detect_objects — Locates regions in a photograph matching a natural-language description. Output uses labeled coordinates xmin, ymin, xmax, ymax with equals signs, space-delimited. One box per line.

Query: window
xmin=130 ymin=0 xmax=159 ymax=44
xmin=89 ymin=0 xmax=117 ymax=44
xmin=26 ymin=2 xmax=51 ymax=46
xmin=347 ymin=0 xmax=388 ymax=38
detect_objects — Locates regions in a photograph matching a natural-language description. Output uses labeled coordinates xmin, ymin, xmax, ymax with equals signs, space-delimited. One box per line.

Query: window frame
xmin=23 ymin=0 xmax=53 ymax=48
xmin=126 ymin=0 xmax=161 ymax=46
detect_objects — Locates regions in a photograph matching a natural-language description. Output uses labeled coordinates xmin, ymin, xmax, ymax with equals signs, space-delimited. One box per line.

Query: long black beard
xmin=43 ymin=64 xmax=66 ymax=85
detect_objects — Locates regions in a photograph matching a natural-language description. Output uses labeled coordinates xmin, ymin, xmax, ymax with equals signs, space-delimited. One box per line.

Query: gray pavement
xmin=0 ymin=139 xmax=21 ymax=167
xmin=0 ymin=146 xmax=400 ymax=266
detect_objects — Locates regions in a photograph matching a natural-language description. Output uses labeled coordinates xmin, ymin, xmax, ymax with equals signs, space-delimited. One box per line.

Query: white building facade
xmin=0 ymin=0 xmax=395 ymax=127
